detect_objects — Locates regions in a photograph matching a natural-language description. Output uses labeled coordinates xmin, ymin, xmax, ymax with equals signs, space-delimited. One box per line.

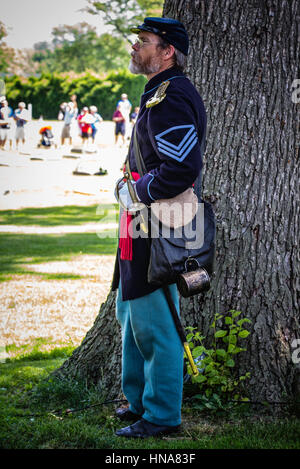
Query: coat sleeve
xmin=134 ymin=89 xmax=205 ymax=206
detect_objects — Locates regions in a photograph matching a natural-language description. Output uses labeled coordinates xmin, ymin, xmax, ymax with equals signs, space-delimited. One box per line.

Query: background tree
xmin=31 ymin=23 xmax=130 ymax=74
xmin=0 ymin=22 xmax=16 ymax=73
xmin=55 ymin=0 xmax=300 ymax=405
xmin=84 ymin=0 xmax=164 ymax=43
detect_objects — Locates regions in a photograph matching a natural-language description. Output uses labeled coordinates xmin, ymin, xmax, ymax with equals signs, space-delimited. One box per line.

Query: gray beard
xmin=129 ymin=57 xmax=161 ymax=76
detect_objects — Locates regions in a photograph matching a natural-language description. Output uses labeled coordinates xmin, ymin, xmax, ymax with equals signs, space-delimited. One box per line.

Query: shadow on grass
xmin=0 ymin=204 xmax=119 ymax=226
xmin=0 ymin=231 xmax=117 ymax=280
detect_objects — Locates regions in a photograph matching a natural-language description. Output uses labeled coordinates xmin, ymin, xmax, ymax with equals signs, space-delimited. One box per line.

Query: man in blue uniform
xmin=113 ymin=17 xmax=207 ymax=438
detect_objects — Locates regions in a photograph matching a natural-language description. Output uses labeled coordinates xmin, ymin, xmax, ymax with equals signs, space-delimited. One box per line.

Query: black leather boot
xmin=115 ymin=407 xmax=141 ymax=422
xmin=115 ymin=418 xmax=180 ymax=438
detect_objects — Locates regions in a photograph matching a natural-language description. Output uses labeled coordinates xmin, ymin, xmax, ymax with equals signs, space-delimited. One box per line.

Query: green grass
xmin=0 ymin=204 xmax=119 ymax=281
xmin=0 ymin=344 xmax=299 ymax=450
xmin=0 ymin=204 xmax=119 ymax=226
xmin=5 ymin=338 xmax=75 ymax=361
xmin=0 ymin=232 xmax=117 ymax=280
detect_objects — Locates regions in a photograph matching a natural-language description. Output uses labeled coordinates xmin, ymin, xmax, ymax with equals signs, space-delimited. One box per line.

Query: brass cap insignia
xmin=146 ymin=81 xmax=170 ymax=108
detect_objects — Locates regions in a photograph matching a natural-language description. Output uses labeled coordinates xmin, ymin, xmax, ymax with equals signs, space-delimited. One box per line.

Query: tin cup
xmin=177 ymin=258 xmax=211 ymax=298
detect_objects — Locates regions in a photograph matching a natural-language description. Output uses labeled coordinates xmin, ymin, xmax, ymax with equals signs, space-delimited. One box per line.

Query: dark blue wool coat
xmin=112 ymin=66 xmax=207 ymax=300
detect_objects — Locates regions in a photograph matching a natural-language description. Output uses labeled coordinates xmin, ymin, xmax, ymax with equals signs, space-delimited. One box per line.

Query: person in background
xmin=112 ymin=104 xmax=126 ymax=146
xmin=6 ymin=100 xmax=16 ymax=151
xmin=117 ymin=93 xmax=132 ymax=139
xmin=89 ymin=105 xmax=103 ymax=144
xmin=78 ymin=107 xmax=93 ymax=144
xmin=60 ymin=95 xmax=78 ymax=146
xmin=14 ymin=102 xmax=30 ymax=150
xmin=129 ymin=106 xmax=140 ymax=133
xmin=58 ymin=102 xmax=67 ymax=121
xmin=0 ymin=97 xmax=14 ymax=150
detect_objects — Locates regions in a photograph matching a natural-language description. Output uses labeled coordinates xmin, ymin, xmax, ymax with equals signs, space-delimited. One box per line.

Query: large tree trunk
xmin=55 ymin=0 xmax=300 ymax=403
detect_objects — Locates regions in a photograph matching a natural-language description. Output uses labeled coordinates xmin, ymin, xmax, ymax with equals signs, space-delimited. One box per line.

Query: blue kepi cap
xmin=131 ymin=17 xmax=189 ymax=56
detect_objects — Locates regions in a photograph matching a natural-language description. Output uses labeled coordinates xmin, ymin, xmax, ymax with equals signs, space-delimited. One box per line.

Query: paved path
xmin=0 ymin=119 xmax=128 ymax=210
xmin=0 ymin=222 xmax=118 ymax=234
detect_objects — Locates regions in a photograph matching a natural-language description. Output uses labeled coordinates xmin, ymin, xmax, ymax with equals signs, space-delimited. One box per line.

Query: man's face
xmin=129 ymin=31 xmax=164 ymax=76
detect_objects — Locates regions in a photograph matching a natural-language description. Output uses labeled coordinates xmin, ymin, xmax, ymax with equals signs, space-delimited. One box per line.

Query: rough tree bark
xmin=55 ymin=0 xmax=300 ymax=403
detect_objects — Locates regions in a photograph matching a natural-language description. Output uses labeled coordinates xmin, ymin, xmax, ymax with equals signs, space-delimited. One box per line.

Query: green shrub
xmin=4 ymin=70 xmax=146 ymax=120
xmin=185 ymin=310 xmax=252 ymax=408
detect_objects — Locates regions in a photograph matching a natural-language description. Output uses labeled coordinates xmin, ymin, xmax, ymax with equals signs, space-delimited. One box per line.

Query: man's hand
xmin=115 ymin=178 xmax=145 ymax=213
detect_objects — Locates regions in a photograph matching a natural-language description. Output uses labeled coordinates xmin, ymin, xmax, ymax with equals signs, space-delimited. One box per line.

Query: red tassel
xmin=119 ymin=211 xmax=133 ymax=260
xmin=118 ymin=171 xmax=141 ymax=261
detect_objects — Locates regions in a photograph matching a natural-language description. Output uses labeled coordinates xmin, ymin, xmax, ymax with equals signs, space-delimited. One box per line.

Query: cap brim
xmin=130 ymin=25 xmax=158 ymax=34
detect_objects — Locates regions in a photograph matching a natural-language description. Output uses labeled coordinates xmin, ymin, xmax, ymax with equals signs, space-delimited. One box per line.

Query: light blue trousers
xmin=116 ymin=284 xmax=183 ymax=427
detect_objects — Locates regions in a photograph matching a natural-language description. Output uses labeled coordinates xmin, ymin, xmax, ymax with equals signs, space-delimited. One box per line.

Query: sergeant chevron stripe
xmin=155 ymin=125 xmax=198 ymax=162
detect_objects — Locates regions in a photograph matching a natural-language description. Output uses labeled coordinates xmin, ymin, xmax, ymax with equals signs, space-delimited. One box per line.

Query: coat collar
xmin=143 ymin=67 xmax=185 ymax=96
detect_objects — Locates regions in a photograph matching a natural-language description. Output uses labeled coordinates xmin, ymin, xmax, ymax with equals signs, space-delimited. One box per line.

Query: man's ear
xmin=163 ymin=44 xmax=175 ymax=60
